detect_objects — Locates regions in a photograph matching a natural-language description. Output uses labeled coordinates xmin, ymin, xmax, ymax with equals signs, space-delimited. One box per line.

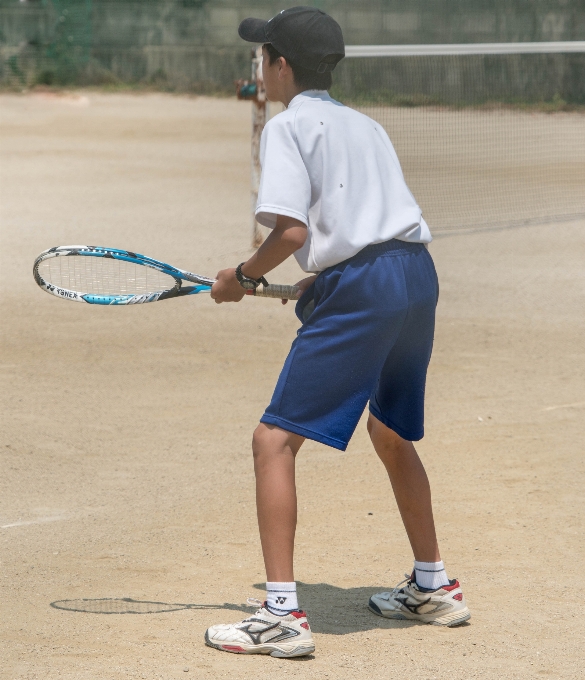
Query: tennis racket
xmin=33 ymin=246 xmax=300 ymax=305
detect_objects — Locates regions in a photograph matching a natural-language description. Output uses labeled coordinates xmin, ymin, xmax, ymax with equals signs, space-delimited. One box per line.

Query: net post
xmin=251 ymin=46 xmax=268 ymax=248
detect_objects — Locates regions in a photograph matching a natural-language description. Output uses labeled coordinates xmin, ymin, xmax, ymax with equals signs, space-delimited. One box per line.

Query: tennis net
xmin=327 ymin=42 xmax=585 ymax=234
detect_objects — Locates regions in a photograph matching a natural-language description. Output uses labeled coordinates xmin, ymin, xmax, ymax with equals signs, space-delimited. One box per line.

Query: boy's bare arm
xmin=211 ymin=215 xmax=311 ymax=304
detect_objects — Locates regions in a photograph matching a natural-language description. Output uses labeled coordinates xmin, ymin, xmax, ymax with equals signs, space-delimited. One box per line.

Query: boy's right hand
xmin=211 ymin=268 xmax=247 ymax=304
xmin=282 ymin=275 xmax=317 ymax=305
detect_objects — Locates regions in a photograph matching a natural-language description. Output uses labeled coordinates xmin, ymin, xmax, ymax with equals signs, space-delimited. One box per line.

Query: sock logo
xmin=275 ymin=596 xmax=287 ymax=604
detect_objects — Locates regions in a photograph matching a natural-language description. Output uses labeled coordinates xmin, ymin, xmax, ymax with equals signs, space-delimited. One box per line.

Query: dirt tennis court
xmin=1 ymin=92 xmax=584 ymax=679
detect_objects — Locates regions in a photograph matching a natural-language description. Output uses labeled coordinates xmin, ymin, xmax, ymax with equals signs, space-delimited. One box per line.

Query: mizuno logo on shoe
xmin=394 ymin=590 xmax=451 ymax=615
xmin=397 ymin=593 xmax=433 ymax=615
xmin=240 ymin=619 xmax=299 ymax=646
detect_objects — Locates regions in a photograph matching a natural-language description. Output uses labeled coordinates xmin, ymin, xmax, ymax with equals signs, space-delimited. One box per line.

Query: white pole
xmin=251 ymin=46 xmax=267 ymax=248
xmin=345 ymin=41 xmax=585 ymax=57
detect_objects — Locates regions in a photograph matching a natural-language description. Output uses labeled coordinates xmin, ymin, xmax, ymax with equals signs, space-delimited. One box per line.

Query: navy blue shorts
xmin=260 ymin=240 xmax=439 ymax=451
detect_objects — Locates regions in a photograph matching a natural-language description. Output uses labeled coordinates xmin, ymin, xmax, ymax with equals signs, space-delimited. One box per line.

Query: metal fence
xmin=2 ymin=0 xmax=585 ymax=90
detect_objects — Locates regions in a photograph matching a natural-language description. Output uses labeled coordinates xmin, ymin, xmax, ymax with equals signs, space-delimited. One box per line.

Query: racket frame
xmin=34 ymin=245 xmax=215 ymax=305
xmin=33 ymin=246 xmax=300 ymax=304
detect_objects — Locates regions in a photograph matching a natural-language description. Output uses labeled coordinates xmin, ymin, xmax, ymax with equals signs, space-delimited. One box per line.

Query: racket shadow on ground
xmin=50 ymin=598 xmax=249 ymax=616
xmin=50 ymin=584 xmax=470 ymax=635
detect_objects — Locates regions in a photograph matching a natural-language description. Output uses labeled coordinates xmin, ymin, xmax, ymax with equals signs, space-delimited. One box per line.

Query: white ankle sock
xmin=414 ymin=560 xmax=450 ymax=590
xmin=266 ymin=581 xmax=299 ymax=614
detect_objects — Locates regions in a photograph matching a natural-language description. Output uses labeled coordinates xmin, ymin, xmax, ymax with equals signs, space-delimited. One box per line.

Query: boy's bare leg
xmin=252 ymin=423 xmax=305 ymax=582
xmin=205 ymin=423 xmax=315 ymax=656
xmin=367 ymin=413 xmax=441 ymax=563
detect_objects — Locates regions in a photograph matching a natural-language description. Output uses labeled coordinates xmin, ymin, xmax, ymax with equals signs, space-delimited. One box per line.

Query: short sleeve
xmin=255 ymin=115 xmax=311 ymax=229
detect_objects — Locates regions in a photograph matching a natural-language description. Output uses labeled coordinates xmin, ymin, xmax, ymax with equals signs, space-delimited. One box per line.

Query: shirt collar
xmin=287 ymin=90 xmax=333 ymax=109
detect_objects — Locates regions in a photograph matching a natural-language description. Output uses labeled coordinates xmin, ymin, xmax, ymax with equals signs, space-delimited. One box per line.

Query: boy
xmin=206 ymin=6 xmax=470 ymax=658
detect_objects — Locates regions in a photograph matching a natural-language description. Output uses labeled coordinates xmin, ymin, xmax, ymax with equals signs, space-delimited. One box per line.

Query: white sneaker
xmin=369 ymin=574 xmax=471 ymax=627
xmin=204 ymin=598 xmax=315 ymax=657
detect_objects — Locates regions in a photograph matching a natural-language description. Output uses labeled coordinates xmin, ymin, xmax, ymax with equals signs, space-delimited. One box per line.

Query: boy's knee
xmin=368 ymin=414 xmax=407 ymax=455
xmin=252 ymin=423 xmax=303 ymax=461
xmin=252 ymin=424 xmax=269 ymax=458
xmin=252 ymin=423 xmax=283 ymax=459
xmin=366 ymin=414 xmax=375 ymax=436
xmin=367 ymin=413 xmax=393 ymax=440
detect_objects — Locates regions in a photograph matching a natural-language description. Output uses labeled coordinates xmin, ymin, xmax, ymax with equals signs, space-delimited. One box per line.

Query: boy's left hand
xmin=281 ymin=274 xmax=317 ymax=305
xmin=210 ymin=268 xmax=246 ymax=304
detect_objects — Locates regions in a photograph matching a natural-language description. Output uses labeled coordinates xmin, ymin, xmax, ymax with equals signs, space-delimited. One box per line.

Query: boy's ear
xmin=278 ymin=56 xmax=291 ymax=79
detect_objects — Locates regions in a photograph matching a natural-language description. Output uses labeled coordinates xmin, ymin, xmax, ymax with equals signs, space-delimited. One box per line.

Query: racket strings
xmin=39 ymin=256 xmax=177 ymax=296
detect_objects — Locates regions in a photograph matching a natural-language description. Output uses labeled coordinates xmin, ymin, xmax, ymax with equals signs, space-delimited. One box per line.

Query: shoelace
xmin=382 ymin=574 xmax=412 ymax=599
xmin=246 ymin=597 xmax=264 ymax=614
xmin=229 ymin=598 xmax=266 ymax=625
xmin=246 ymin=597 xmax=299 ymax=619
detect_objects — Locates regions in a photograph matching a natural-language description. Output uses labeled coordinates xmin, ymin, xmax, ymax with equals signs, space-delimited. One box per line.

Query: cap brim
xmin=238 ymin=18 xmax=269 ymax=43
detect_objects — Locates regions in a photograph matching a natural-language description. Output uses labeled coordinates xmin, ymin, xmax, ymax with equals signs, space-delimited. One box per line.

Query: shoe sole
xmin=368 ymin=603 xmax=471 ymax=628
xmin=204 ymin=630 xmax=315 ymax=657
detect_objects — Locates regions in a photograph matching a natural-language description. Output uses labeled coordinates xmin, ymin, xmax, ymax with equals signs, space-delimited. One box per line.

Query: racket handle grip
xmin=248 ymin=284 xmax=301 ymax=300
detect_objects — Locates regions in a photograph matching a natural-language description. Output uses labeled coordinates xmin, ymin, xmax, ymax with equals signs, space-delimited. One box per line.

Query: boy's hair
xmin=263 ymin=43 xmax=332 ymax=91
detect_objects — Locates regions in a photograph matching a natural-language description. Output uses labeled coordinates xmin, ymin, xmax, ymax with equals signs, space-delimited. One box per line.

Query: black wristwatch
xmin=235 ymin=262 xmax=269 ymax=290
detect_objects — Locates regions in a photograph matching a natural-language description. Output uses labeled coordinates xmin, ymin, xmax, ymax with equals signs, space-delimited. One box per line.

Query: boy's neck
xmin=276 ymin=81 xmax=305 ymax=108
xmin=281 ymin=89 xmax=330 ymax=108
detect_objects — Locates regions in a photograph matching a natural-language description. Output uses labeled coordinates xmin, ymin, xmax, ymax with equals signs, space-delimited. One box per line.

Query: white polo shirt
xmin=255 ymin=90 xmax=432 ymax=273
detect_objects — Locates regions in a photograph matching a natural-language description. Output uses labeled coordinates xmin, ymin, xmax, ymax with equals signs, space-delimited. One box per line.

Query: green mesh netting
xmin=39 ymin=0 xmax=92 ymax=85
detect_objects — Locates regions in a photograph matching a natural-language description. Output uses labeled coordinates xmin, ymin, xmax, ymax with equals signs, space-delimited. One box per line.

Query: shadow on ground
xmin=252 ymin=582 xmax=421 ymax=635
xmin=49 ymin=583 xmax=470 ymax=635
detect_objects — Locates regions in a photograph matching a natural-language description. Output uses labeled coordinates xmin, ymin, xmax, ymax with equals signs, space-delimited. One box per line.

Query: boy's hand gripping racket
xmin=33 ymin=246 xmax=300 ymax=305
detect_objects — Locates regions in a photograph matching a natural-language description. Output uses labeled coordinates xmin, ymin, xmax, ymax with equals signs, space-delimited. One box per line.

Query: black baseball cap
xmin=238 ymin=6 xmax=345 ymax=73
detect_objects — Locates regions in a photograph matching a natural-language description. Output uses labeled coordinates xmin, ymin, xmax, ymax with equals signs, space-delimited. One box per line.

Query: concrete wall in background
xmin=1 ymin=0 xmax=585 ymax=89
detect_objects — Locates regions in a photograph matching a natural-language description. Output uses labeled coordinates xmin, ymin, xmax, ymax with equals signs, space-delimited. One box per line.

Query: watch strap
xmin=235 ymin=262 xmax=268 ymax=289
